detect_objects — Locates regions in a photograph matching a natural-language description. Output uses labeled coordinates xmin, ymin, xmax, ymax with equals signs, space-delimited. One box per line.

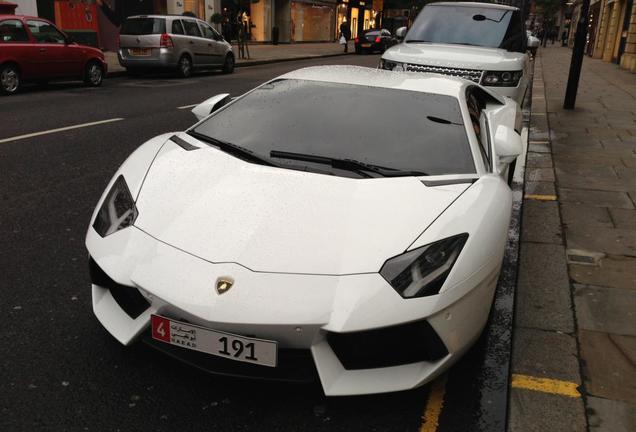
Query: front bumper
xmin=87 ymin=226 xmax=499 ymax=395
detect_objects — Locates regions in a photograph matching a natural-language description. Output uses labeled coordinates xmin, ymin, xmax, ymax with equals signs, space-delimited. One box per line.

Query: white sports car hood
xmin=133 ymin=137 xmax=471 ymax=275
xmin=384 ymin=43 xmax=525 ymax=71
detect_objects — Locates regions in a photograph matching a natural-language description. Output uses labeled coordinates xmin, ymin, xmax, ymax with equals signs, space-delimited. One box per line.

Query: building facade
xmin=588 ymin=0 xmax=636 ymax=72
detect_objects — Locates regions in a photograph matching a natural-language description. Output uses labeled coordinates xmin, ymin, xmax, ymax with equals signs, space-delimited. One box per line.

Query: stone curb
xmin=106 ymin=52 xmax=355 ymax=78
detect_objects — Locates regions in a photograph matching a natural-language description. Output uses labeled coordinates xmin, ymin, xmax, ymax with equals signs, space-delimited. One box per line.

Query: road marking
xmin=177 ymin=104 xmax=198 ymax=110
xmin=511 ymin=374 xmax=581 ymax=398
xmin=420 ymin=375 xmax=447 ymax=432
xmin=0 ymin=118 xmax=124 ymax=144
xmin=525 ymin=194 xmax=557 ymax=201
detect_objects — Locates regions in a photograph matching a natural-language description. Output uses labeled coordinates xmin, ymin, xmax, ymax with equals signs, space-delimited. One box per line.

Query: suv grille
xmin=405 ymin=64 xmax=484 ymax=83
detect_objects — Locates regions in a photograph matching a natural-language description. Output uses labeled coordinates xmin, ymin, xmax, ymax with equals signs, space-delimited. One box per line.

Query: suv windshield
xmin=121 ymin=18 xmax=166 ymax=35
xmin=406 ymin=5 xmax=525 ymax=52
xmin=192 ymin=79 xmax=475 ymax=177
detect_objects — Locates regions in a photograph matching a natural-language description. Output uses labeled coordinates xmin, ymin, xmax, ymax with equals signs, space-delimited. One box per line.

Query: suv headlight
xmin=92 ymin=175 xmax=138 ymax=237
xmin=379 ymin=59 xmax=406 ymax=71
xmin=380 ymin=234 xmax=468 ymax=298
xmin=481 ymin=71 xmax=523 ymax=87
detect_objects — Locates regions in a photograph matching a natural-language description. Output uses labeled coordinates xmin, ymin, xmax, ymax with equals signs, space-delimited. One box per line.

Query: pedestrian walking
xmin=339 ymin=19 xmax=350 ymax=53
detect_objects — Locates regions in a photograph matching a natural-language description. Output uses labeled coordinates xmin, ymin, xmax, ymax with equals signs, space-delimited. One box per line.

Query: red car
xmin=0 ymin=15 xmax=107 ymax=95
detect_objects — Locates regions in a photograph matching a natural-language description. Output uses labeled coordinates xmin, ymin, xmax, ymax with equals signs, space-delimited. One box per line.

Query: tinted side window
xmin=171 ymin=20 xmax=185 ymax=35
xmin=27 ymin=20 xmax=65 ymax=44
xmin=183 ymin=20 xmax=201 ymax=37
xmin=0 ymin=19 xmax=29 ymax=42
xmin=501 ymin=11 xmax=525 ymax=53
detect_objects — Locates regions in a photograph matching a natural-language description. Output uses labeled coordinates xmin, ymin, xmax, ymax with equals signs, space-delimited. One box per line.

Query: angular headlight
xmin=379 ymin=59 xmax=405 ymax=71
xmin=380 ymin=234 xmax=468 ymax=298
xmin=92 ymin=175 xmax=138 ymax=237
xmin=481 ymin=71 xmax=523 ymax=87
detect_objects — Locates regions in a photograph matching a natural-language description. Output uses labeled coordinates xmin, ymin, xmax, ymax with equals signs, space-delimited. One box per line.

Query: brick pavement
xmin=509 ymin=45 xmax=636 ymax=432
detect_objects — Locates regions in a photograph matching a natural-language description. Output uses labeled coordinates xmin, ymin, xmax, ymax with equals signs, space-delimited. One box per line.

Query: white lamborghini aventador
xmin=86 ymin=66 xmax=522 ymax=396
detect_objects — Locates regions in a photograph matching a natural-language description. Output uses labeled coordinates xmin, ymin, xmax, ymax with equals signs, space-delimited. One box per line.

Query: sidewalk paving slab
xmin=587 ymin=396 xmax=636 ymax=432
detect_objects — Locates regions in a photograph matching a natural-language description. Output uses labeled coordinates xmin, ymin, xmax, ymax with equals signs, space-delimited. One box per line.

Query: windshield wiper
xmin=405 ymin=39 xmax=431 ymax=43
xmin=269 ymin=150 xmax=427 ymax=178
xmin=188 ymin=131 xmax=278 ymax=167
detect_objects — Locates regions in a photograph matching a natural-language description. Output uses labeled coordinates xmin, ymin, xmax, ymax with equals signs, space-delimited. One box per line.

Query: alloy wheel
xmin=1 ymin=67 xmax=19 ymax=94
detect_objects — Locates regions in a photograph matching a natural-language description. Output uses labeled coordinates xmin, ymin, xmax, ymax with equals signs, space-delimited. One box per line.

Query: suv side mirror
xmin=494 ymin=125 xmax=522 ymax=166
xmin=395 ymin=27 xmax=407 ymax=40
xmin=192 ymin=93 xmax=231 ymax=120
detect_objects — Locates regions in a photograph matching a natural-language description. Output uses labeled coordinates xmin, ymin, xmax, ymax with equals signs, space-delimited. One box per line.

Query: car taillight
xmin=160 ymin=33 xmax=173 ymax=48
xmin=354 ymin=37 xmax=359 ymax=44
xmin=375 ymin=36 xmax=381 ymax=43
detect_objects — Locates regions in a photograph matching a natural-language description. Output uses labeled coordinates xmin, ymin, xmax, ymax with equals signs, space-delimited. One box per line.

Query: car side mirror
xmin=192 ymin=93 xmax=231 ymax=121
xmin=395 ymin=27 xmax=407 ymax=40
xmin=494 ymin=125 xmax=522 ymax=166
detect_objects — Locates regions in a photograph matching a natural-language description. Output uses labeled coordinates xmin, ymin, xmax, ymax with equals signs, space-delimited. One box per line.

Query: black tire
xmin=355 ymin=47 xmax=361 ymax=54
xmin=84 ymin=60 xmax=104 ymax=87
xmin=0 ymin=63 xmax=21 ymax=95
xmin=222 ymin=54 xmax=234 ymax=74
xmin=177 ymin=55 xmax=192 ymax=78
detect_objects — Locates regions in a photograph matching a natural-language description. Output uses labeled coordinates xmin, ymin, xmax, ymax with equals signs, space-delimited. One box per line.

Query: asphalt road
xmin=1 ymin=54 xmax=441 ymax=432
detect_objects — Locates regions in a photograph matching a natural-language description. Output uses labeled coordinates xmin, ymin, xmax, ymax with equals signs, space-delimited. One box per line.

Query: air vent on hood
xmin=170 ymin=135 xmax=199 ymax=151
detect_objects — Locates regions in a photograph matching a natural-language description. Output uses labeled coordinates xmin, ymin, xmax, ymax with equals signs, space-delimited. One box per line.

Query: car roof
xmin=428 ymin=2 xmax=519 ymax=11
xmin=277 ymin=66 xmax=503 ymax=102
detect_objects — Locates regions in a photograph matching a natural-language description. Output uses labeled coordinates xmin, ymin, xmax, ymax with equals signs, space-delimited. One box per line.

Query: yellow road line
xmin=511 ymin=374 xmax=581 ymax=398
xmin=525 ymin=194 xmax=557 ymax=201
xmin=420 ymin=375 xmax=447 ymax=432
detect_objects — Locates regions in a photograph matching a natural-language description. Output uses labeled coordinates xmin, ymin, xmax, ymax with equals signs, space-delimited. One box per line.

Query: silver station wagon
xmin=118 ymin=15 xmax=234 ymax=77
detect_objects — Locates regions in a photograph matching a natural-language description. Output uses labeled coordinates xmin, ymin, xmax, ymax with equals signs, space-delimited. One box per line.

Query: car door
xmin=181 ymin=19 xmax=208 ymax=66
xmin=198 ymin=21 xmax=225 ymax=65
xmin=0 ymin=18 xmax=41 ymax=80
xmin=26 ymin=19 xmax=82 ymax=78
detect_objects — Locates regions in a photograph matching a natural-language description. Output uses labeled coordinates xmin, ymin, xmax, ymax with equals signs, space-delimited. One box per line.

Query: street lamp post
xmin=563 ymin=0 xmax=591 ymax=109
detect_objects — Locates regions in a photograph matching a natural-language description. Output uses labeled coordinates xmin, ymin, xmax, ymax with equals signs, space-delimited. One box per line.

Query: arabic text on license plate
xmin=362 ymin=43 xmax=372 ymax=48
xmin=130 ymin=48 xmax=151 ymax=56
xmin=151 ymin=315 xmax=278 ymax=367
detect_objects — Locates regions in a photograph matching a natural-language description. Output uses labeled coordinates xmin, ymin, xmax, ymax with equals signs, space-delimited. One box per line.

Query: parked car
xmin=0 ymin=15 xmax=106 ymax=95
xmin=354 ymin=29 xmax=395 ymax=54
xmin=86 ymin=65 xmax=522 ymax=396
xmin=527 ymin=30 xmax=540 ymax=56
xmin=380 ymin=2 xmax=530 ymax=106
xmin=118 ymin=15 xmax=234 ymax=77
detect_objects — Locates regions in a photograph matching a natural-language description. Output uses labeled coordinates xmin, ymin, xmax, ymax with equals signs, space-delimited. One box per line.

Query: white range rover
xmin=380 ymin=2 xmax=530 ymax=105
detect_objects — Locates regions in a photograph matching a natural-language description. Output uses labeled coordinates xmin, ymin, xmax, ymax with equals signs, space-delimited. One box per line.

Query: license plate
xmin=362 ymin=43 xmax=372 ymax=48
xmin=151 ymin=315 xmax=278 ymax=367
xmin=130 ymin=48 xmax=151 ymax=56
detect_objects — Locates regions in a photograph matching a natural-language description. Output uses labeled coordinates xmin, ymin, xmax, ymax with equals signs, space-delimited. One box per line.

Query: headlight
xmin=380 ymin=234 xmax=468 ymax=298
xmin=481 ymin=71 xmax=523 ymax=87
xmin=92 ymin=175 xmax=138 ymax=237
xmin=379 ymin=59 xmax=405 ymax=71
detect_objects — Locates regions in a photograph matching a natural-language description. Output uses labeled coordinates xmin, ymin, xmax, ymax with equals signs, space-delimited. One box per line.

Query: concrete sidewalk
xmin=509 ymin=45 xmax=636 ymax=431
xmin=104 ymin=41 xmax=354 ymax=75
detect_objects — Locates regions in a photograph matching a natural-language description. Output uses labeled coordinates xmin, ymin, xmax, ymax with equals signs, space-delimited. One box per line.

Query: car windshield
xmin=192 ymin=79 xmax=475 ymax=177
xmin=406 ymin=5 xmax=524 ymax=52
xmin=120 ymin=18 xmax=166 ymax=35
